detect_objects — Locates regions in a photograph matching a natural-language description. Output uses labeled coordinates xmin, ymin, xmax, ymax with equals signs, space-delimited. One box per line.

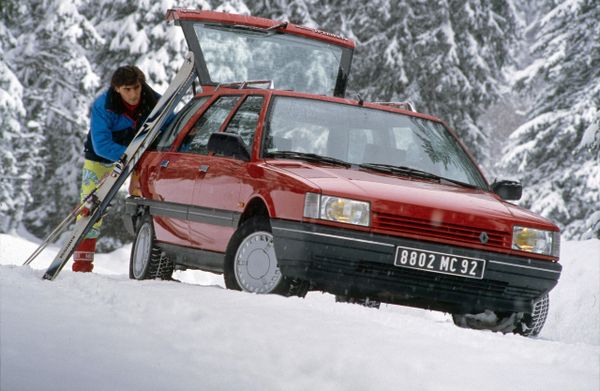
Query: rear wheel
xmin=224 ymin=216 xmax=308 ymax=297
xmin=452 ymin=294 xmax=550 ymax=337
xmin=129 ymin=214 xmax=173 ymax=280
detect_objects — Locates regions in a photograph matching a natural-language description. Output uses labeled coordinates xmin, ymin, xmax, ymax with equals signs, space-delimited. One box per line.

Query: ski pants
xmin=78 ymin=159 xmax=113 ymax=239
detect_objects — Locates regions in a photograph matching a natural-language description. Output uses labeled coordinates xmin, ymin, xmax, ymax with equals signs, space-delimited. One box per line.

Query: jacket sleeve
xmin=89 ymin=98 xmax=127 ymax=162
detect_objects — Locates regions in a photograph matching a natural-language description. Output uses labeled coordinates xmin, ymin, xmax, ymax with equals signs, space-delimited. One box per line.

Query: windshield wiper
xmin=359 ymin=163 xmax=438 ymax=179
xmin=359 ymin=163 xmax=479 ymax=189
xmin=267 ymin=151 xmax=352 ymax=167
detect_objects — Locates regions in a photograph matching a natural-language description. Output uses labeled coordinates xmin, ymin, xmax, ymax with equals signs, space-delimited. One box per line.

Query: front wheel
xmin=452 ymin=293 xmax=550 ymax=337
xmin=224 ymin=216 xmax=308 ymax=297
xmin=129 ymin=213 xmax=173 ymax=280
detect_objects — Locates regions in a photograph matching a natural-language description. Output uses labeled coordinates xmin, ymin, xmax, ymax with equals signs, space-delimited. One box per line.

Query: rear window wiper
xmin=359 ymin=163 xmax=479 ymax=189
xmin=208 ymin=22 xmax=287 ymax=37
xmin=267 ymin=151 xmax=352 ymax=167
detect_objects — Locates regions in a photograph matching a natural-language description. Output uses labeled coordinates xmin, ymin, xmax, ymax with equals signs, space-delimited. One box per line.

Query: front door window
xmin=179 ymin=95 xmax=240 ymax=154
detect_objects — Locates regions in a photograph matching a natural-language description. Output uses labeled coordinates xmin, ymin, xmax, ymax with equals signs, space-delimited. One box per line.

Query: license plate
xmin=394 ymin=245 xmax=486 ymax=279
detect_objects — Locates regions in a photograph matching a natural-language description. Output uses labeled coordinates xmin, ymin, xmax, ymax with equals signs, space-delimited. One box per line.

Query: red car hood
xmin=271 ymin=162 xmax=557 ymax=234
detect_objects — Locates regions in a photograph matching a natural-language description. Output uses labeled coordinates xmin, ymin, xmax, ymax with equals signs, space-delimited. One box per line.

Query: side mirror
xmin=492 ymin=180 xmax=523 ymax=201
xmin=207 ymin=132 xmax=251 ymax=161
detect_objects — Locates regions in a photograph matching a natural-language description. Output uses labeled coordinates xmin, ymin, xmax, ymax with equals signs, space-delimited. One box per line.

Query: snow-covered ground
xmin=1 ymin=233 xmax=598 ymax=391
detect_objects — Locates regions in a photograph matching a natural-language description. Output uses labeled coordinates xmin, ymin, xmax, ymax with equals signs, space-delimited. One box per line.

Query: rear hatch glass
xmin=167 ymin=9 xmax=354 ymax=97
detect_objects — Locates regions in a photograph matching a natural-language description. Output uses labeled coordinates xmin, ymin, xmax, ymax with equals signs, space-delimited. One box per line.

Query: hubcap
xmin=234 ymin=231 xmax=282 ymax=293
xmin=133 ymin=223 xmax=152 ymax=278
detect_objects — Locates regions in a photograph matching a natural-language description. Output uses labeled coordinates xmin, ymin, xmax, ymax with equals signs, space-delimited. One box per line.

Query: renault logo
xmin=479 ymin=232 xmax=489 ymax=244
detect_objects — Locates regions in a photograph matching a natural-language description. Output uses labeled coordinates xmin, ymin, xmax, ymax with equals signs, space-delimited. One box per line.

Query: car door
xmin=145 ymin=97 xmax=210 ymax=246
xmin=163 ymin=95 xmax=242 ymax=249
xmin=189 ymin=95 xmax=266 ymax=251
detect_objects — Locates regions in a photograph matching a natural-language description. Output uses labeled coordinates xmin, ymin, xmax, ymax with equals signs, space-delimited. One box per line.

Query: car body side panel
xmin=238 ymin=162 xmax=319 ymax=221
xmin=189 ymin=156 xmax=242 ymax=251
xmin=148 ymin=151 xmax=200 ymax=246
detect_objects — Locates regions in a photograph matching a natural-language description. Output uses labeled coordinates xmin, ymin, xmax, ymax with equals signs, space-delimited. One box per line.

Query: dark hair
xmin=111 ymin=65 xmax=146 ymax=88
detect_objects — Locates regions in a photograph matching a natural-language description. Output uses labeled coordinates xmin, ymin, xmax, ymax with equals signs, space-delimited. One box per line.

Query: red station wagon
xmin=125 ymin=9 xmax=562 ymax=336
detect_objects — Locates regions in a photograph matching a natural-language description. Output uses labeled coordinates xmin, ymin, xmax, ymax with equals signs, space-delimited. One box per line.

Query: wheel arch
xmin=132 ymin=204 xmax=151 ymax=231
xmin=238 ymin=196 xmax=271 ymax=228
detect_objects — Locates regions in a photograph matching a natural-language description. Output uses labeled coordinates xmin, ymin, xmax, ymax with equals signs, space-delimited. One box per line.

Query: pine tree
xmin=0 ymin=3 xmax=44 ymax=233
xmin=499 ymin=0 xmax=600 ymax=239
xmin=7 ymin=0 xmax=101 ymax=238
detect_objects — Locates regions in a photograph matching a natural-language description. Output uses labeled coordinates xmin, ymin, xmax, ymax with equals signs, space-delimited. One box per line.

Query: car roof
xmin=194 ymin=85 xmax=445 ymax=124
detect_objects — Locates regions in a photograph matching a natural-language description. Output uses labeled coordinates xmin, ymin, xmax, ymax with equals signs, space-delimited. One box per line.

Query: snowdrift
xmin=0 ymin=233 xmax=598 ymax=391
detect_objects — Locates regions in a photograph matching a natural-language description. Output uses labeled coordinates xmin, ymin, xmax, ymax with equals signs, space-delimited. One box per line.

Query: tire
xmin=129 ymin=213 xmax=174 ymax=280
xmin=514 ymin=293 xmax=549 ymax=337
xmin=451 ymin=293 xmax=550 ymax=337
xmin=224 ymin=216 xmax=308 ymax=297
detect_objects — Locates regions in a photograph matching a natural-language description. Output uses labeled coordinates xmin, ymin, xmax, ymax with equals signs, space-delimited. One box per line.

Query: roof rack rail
xmin=374 ymin=101 xmax=416 ymax=112
xmin=216 ymin=80 xmax=275 ymax=90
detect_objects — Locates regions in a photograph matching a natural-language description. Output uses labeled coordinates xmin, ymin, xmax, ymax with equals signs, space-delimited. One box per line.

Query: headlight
xmin=303 ymin=192 xmax=370 ymax=227
xmin=512 ymin=226 xmax=560 ymax=257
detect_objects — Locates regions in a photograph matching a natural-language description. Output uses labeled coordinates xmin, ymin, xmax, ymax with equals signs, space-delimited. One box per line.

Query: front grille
xmin=372 ymin=212 xmax=510 ymax=251
xmin=309 ymin=255 xmax=542 ymax=312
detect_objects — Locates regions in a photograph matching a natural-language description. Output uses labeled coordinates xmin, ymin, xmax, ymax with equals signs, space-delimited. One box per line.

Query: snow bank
xmin=0 ymin=234 xmax=598 ymax=391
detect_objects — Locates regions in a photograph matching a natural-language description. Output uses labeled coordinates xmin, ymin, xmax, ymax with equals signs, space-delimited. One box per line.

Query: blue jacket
xmin=84 ymin=83 xmax=159 ymax=163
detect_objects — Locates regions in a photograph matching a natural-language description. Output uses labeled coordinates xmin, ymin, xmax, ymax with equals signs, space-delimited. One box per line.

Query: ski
xmin=36 ymin=53 xmax=196 ymax=280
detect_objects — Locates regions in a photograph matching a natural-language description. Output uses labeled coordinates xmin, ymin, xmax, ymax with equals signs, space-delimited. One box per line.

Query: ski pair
xmin=23 ymin=53 xmax=197 ymax=280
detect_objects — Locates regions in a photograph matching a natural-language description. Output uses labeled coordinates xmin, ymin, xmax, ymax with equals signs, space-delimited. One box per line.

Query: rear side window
xmin=155 ymin=97 xmax=209 ymax=151
xmin=178 ymin=96 xmax=240 ymax=154
xmin=224 ymin=96 xmax=264 ymax=148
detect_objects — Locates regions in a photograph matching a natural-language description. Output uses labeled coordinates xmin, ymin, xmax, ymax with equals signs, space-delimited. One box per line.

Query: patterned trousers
xmin=78 ymin=159 xmax=113 ymax=239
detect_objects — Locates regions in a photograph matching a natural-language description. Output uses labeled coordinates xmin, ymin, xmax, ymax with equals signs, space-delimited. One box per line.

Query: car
xmin=124 ymin=9 xmax=562 ymax=336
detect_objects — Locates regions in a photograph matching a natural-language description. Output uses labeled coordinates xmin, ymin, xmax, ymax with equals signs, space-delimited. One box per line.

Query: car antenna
xmin=356 ymin=94 xmax=364 ymax=106
xmin=267 ymin=21 xmax=288 ymax=31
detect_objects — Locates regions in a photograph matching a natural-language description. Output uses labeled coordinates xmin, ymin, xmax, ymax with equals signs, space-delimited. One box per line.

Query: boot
xmin=72 ymin=238 xmax=96 ymax=272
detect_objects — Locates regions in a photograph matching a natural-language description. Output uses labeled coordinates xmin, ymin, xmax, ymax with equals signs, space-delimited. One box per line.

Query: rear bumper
xmin=271 ymin=219 xmax=561 ymax=314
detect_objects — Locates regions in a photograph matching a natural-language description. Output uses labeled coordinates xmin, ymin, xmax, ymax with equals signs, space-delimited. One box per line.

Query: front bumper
xmin=271 ymin=219 xmax=561 ymax=314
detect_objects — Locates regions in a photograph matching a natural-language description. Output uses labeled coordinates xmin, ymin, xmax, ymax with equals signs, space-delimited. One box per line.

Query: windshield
xmin=263 ymin=97 xmax=488 ymax=188
xmin=194 ymin=23 xmax=344 ymax=95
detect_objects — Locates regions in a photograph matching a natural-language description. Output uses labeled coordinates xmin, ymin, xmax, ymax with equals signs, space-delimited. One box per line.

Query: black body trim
xmin=125 ymin=197 xmax=241 ymax=228
xmin=157 ymin=242 xmax=224 ymax=273
xmin=271 ymin=219 xmax=562 ymax=314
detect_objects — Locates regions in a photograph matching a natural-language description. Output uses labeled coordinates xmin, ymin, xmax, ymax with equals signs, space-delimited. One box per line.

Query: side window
xmin=155 ymin=97 xmax=209 ymax=151
xmin=224 ymin=96 xmax=264 ymax=148
xmin=178 ymin=96 xmax=240 ymax=154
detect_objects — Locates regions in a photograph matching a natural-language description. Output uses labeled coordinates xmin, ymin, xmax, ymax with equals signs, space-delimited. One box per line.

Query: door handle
xmin=160 ymin=160 xmax=170 ymax=168
xmin=199 ymin=165 xmax=209 ymax=173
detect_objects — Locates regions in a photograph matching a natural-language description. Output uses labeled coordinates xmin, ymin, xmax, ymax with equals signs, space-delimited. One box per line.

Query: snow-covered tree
xmin=499 ymin=0 xmax=600 ymax=239
xmin=0 ymin=63 xmax=28 ymax=232
xmin=0 ymin=4 xmax=44 ymax=233
xmin=6 ymin=0 xmax=101 ymax=238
